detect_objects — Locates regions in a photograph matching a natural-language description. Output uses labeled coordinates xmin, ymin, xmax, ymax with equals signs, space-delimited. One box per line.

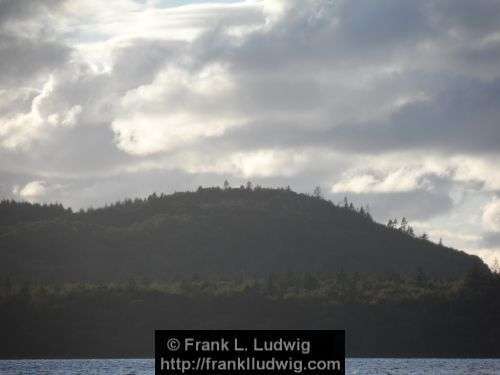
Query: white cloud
xmin=483 ymin=198 xmax=500 ymax=232
xmin=17 ymin=181 xmax=47 ymax=201
xmin=451 ymin=156 xmax=500 ymax=192
xmin=1 ymin=0 xmax=500 ymax=267
xmin=112 ymin=63 xmax=243 ymax=155
xmin=332 ymin=168 xmax=430 ymax=194
xmin=181 ymin=148 xmax=310 ymax=178
xmin=0 ymin=76 xmax=55 ymax=150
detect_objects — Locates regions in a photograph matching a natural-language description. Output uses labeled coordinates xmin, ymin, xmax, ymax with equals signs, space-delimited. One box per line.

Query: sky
xmin=1 ymin=0 xmax=500 ymax=266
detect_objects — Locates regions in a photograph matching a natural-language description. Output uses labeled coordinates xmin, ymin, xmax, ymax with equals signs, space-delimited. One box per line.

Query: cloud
xmin=0 ymin=76 xmax=83 ymax=150
xmin=111 ymin=63 xmax=243 ymax=155
xmin=0 ymin=0 xmax=70 ymax=85
xmin=15 ymin=181 xmax=48 ymax=201
xmin=483 ymin=198 xmax=500 ymax=232
xmin=1 ymin=0 xmax=500 ymax=266
xmin=332 ymin=167 xmax=433 ymax=194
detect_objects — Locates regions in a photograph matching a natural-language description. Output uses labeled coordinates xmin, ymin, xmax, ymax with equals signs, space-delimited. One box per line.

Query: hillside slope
xmin=0 ymin=187 xmax=487 ymax=282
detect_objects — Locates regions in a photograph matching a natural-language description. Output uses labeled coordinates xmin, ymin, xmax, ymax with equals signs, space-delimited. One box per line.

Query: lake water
xmin=1 ymin=358 xmax=500 ymax=374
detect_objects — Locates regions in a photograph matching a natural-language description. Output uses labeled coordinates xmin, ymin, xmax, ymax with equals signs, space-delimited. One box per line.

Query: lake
xmin=1 ymin=358 xmax=500 ymax=374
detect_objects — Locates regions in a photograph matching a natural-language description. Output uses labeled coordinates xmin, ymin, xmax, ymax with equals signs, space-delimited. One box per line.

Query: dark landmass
xmin=1 ymin=270 xmax=499 ymax=358
xmin=0 ymin=186 xmax=498 ymax=358
xmin=0 ymin=187 xmax=487 ymax=282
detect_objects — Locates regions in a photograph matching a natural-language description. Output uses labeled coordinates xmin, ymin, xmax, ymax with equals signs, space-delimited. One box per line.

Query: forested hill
xmin=0 ymin=186 xmax=487 ymax=283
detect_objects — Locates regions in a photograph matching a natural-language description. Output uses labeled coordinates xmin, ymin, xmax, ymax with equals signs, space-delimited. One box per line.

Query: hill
xmin=0 ymin=186 xmax=487 ymax=283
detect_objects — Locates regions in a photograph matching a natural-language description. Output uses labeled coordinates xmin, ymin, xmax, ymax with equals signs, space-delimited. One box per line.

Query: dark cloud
xmin=1 ymin=0 xmax=500 ymax=264
xmin=111 ymin=39 xmax=187 ymax=89
xmin=329 ymin=190 xmax=454 ymax=222
xmin=0 ymin=0 xmax=70 ymax=85
xmin=432 ymin=0 xmax=500 ymax=36
xmin=329 ymin=77 xmax=500 ymax=154
xmin=0 ymin=34 xmax=70 ymax=85
xmin=481 ymin=232 xmax=500 ymax=249
xmin=0 ymin=0 xmax=65 ymax=24
xmin=216 ymin=74 xmax=500 ymax=156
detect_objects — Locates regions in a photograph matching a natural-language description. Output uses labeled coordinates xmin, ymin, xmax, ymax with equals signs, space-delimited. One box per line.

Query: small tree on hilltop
xmin=400 ymin=217 xmax=408 ymax=232
xmin=313 ymin=186 xmax=322 ymax=199
xmin=407 ymin=226 xmax=415 ymax=237
xmin=492 ymin=258 xmax=500 ymax=274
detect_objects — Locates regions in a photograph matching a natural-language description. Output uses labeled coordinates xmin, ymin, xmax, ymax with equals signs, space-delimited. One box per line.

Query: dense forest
xmin=0 ymin=186 xmax=487 ymax=283
xmin=1 ymin=268 xmax=499 ymax=358
xmin=1 ymin=185 xmax=498 ymax=358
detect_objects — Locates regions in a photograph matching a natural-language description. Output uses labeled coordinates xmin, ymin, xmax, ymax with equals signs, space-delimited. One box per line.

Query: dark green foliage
xmin=0 ymin=199 xmax=71 ymax=227
xmin=0 ymin=187 xmax=487 ymax=283
xmin=1 ymin=187 xmax=496 ymax=359
xmin=303 ymin=273 xmax=320 ymax=291
xmin=1 ymin=272 xmax=500 ymax=358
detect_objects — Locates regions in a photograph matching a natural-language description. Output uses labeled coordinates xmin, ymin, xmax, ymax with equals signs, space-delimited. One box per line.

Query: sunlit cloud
xmin=1 ymin=0 xmax=500 ymax=265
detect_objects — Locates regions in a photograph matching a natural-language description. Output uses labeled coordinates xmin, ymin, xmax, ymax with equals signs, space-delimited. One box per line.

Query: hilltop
xmin=0 ymin=186 xmax=487 ymax=283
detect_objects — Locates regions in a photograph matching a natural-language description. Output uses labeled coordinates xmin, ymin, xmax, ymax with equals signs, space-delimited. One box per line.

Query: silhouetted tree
xmin=400 ymin=217 xmax=408 ymax=232
xmin=464 ymin=263 xmax=493 ymax=292
xmin=492 ymin=258 xmax=500 ymax=274
xmin=343 ymin=197 xmax=349 ymax=209
xmin=313 ymin=186 xmax=322 ymax=199
xmin=407 ymin=227 xmax=414 ymax=236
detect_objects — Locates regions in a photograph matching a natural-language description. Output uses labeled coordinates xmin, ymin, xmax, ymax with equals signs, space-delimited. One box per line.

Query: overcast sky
xmin=1 ymin=0 xmax=500 ymax=265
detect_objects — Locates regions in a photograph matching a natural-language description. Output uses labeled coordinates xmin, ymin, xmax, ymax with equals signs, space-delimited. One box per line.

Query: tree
xmin=406 ymin=226 xmax=415 ymax=237
xmin=363 ymin=205 xmax=372 ymax=220
xmin=391 ymin=218 xmax=399 ymax=229
xmin=464 ymin=263 xmax=493 ymax=291
xmin=400 ymin=217 xmax=408 ymax=232
xmin=415 ymin=267 xmax=427 ymax=286
xmin=421 ymin=232 xmax=429 ymax=240
xmin=223 ymin=180 xmax=230 ymax=190
xmin=303 ymin=273 xmax=320 ymax=291
xmin=313 ymin=186 xmax=322 ymax=199
xmin=126 ymin=278 xmax=138 ymax=292
xmin=492 ymin=258 xmax=500 ymax=274
xmin=246 ymin=181 xmax=253 ymax=191
xmin=266 ymin=273 xmax=279 ymax=296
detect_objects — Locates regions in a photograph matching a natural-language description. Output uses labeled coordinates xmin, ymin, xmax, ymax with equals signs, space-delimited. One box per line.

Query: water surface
xmin=1 ymin=358 xmax=500 ymax=374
